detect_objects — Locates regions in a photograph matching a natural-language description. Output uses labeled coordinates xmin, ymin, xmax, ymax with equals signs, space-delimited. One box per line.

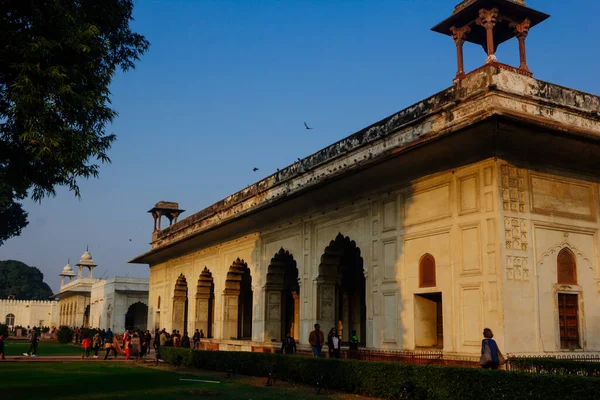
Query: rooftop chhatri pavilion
xmin=131 ymin=1 xmax=600 ymax=357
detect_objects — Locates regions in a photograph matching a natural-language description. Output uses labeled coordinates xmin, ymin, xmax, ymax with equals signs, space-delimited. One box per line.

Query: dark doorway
xmin=125 ymin=302 xmax=149 ymax=331
xmin=318 ymin=233 xmax=366 ymax=344
xmin=238 ymin=268 xmax=253 ymax=339
xmin=265 ymin=248 xmax=299 ymax=341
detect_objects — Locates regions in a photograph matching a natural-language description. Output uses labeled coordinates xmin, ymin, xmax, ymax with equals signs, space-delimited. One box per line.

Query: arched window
xmin=419 ymin=254 xmax=436 ymax=288
xmin=557 ymin=248 xmax=577 ymax=285
xmin=5 ymin=313 xmax=15 ymax=326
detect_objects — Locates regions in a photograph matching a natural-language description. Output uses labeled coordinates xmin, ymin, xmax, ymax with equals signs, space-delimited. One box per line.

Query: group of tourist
xmin=308 ymin=323 xmax=359 ymax=359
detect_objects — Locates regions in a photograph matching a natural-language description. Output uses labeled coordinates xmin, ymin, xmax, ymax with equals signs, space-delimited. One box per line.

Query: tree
xmin=0 ymin=0 xmax=149 ymax=246
xmin=0 ymin=260 xmax=54 ymax=299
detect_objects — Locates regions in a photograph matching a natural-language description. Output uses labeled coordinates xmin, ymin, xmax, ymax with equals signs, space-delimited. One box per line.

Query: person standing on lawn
xmin=124 ymin=335 xmax=132 ymax=360
xmin=0 ymin=329 xmax=7 ymax=360
xmin=23 ymin=326 xmax=39 ymax=356
xmin=82 ymin=335 xmax=91 ymax=358
xmin=309 ymin=323 xmax=324 ymax=357
xmin=92 ymin=332 xmax=103 ymax=358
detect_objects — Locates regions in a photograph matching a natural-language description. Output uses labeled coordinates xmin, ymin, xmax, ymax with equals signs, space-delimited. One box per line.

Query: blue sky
xmin=1 ymin=0 xmax=598 ymax=292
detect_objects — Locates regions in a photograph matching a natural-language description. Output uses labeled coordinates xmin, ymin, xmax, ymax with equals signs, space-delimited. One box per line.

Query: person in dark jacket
xmin=281 ymin=333 xmax=297 ymax=355
xmin=104 ymin=328 xmax=113 ymax=344
xmin=181 ymin=333 xmax=191 ymax=348
xmin=327 ymin=327 xmax=341 ymax=359
xmin=23 ymin=326 xmax=39 ymax=356
xmin=0 ymin=329 xmax=7 ymax=360
xmin=192 ymin=329 xmax=201 ymax=349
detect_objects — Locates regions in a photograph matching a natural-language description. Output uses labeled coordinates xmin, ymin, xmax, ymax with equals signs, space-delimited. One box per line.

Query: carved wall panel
xmin=460 ymin=224 xmax=482 ymax=276
xmin=530 ymin=175 xmax=594 ymax=220
xmin=267 ymin=291 xmax=281 ymax=321
xmin=460 ymin=285 xmax=483 ymax=346
xmin=504 ymin=217 xmax=528 ymax=250
xmin=404 ymin=183 xmax=452 ymax=226
xmin=319 ymin=285 xmax=335 ymax=320
xmin=382 ymin=198 xmax=397 ymax=231
xmin=506 ymin=256 xmax=530 ymax=281
xmin=383 ymin=292 xmax=397 ymax=342
xmin=383 ymin=239 xmax=397 ymax=281
xmin=501 ymin=164 xmax=526 ymax=213
xmin=459 ymin=174 xmax=479 ymax=215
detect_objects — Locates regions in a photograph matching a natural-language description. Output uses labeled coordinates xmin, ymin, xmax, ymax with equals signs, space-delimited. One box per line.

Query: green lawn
xmin=2 ymin=341 xmax=83 ymax=356
xmin=0 ymin=363 xmax=349 ymax=400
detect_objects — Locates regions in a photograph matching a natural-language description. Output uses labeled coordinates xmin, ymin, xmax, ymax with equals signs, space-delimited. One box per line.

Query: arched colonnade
xmin=168 ymin=233 xmax=366 ymax=345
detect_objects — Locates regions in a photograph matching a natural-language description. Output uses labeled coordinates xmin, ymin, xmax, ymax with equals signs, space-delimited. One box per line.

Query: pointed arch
xmin=5 ymin=313 xmax=15 ymax=326
xmin=223 ymin=258 xmax=252 ymax=340
xmin=125 ymin=301 xmax=148 ymax=331
xmin=265 ymin=248 xmax=299 ymax=342
xmin=317 ymin=233 xmax=365 ymax=344
xmin=557 ymin=248 xmax=577 ymax=285
xmin=419 ymin=254 xmax=436 ymax=288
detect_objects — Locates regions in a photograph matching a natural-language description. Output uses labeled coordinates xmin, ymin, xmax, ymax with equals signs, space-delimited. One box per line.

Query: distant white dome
xmin=77 ymin=247 xmax=97 ymax=267
xmin=61 ymin=262 xmax=75 ymax=276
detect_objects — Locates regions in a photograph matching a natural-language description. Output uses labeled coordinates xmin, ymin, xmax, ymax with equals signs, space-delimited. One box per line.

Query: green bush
xmin=0 ymin=324 xmax=8 ymax=339
xmin=57 ymin=326 xmax=73 ymax=344
xmin=509 ymin=358 xmax=600 ymax=377
xmin=160 ymin=348 xmax=600 ymax=400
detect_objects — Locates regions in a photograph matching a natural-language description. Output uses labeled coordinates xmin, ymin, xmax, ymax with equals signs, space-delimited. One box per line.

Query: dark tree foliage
xmin=0 ymin=260 xmax=54 ymax=299
xmin=0 ymin=0 xmax=149 ymax=246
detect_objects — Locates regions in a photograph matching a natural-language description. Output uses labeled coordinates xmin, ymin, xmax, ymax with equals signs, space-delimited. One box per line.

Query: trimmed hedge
xmin=160 ymin=348 xmax=600 ymax=399
xmin=509 ymin=358 xmax=600 ymax=377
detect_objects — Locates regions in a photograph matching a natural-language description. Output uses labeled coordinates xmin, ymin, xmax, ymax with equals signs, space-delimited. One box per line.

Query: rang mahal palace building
xmin=131 ymin=1 xmax=600 ymax=356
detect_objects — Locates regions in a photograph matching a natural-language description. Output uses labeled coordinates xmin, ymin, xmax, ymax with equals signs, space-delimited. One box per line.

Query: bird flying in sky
xmin=253 ymin=167 xmax=259 ymax=172
xmin=304 ymin=122 xmax=313 ymax=130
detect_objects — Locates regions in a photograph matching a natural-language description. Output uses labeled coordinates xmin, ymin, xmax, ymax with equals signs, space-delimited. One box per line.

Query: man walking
xmin=23 ymin=326 xmax=39 ymax=356
xmin=308 ymin=323 xmax=324 ymax=357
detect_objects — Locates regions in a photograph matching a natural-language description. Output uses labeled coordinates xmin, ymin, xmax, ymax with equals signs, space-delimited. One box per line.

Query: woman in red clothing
xmin=82 ymin=336 xmax=91 ymax=358
xmin=124 ymin=336 xmax=132 ymax=360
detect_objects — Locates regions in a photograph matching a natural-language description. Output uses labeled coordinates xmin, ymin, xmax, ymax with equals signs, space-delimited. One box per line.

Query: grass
xmin=2 ymin=341 xmax=83 ymax=356
xmin=0 ymin=363 xmax=354 ymax=400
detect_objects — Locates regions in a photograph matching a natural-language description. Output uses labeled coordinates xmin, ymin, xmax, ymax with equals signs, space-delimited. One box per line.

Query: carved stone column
xmin=222 ymin=289 xmax=239 ymax=340
xmin=264 ymin=289 xmax=282 ymax=341
xmin=450 ymin=25 xmax=470 ymax=82
xmin=317 ymin=279 xmax=336 ymax=334
xmin=477 ymin=8 xmax=499 ymax=63
xmin=292 ymin=291 xmax=300 ymax=341
xmin=512 ymin=18 xmax=531 ymax=72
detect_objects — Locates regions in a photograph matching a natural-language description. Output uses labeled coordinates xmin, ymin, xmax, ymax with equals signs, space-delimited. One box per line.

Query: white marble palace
xmin=131 ymin=0 xmax=600 ymax=356
xmin=53 ymin=248 xmax=150 ymax=332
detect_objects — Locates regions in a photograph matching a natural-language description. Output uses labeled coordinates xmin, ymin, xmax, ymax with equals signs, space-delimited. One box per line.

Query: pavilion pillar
xmin=450 ymin=25 xmax=470 ymax=82
xmin=512 ymin=18 xmax=531 ymax=72
xmin=477 ymin=8 xmax=499 ymax=63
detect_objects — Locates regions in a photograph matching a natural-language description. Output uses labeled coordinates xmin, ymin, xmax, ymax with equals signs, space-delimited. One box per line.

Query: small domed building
xmin=53 ymin=247 xmax=150 ymax=332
